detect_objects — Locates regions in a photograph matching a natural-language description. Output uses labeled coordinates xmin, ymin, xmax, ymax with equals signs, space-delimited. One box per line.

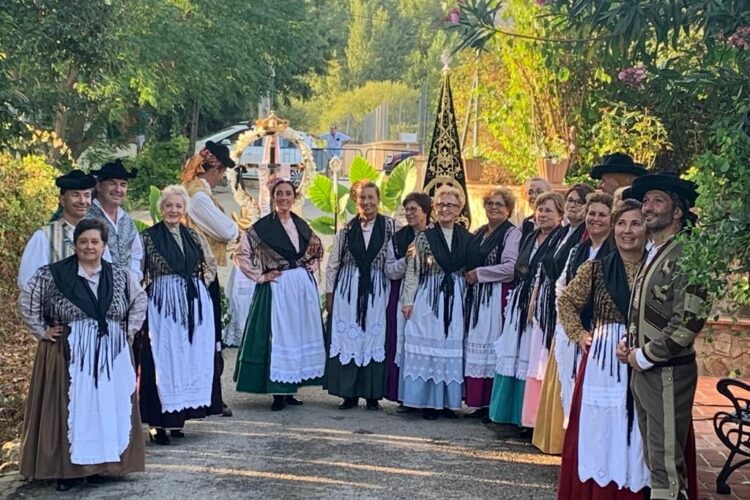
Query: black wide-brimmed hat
xmin=590 ymin=152 xmax=648 ymax=179
xmin=56 ymin=170 xmax=96 ymax=191
xmin=205 ymin=140 xmax=235 ymax=169
xmin=91 ymin=159 xmax=137 ymax=181
xmin=624 ymin=172 xmax=698 ymax=208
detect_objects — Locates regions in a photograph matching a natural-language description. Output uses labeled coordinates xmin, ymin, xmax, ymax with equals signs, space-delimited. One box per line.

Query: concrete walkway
xmin=6 ymin=349 xmax=559 ymax=499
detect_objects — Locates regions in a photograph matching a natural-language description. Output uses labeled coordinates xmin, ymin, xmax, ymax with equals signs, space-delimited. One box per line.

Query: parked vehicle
xmin=382 ymin=150 xmax=419 ymax=173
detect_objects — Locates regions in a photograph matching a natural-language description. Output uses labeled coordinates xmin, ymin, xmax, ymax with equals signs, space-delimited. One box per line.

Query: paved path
xmin=6 ymin=349 xmax=559 ymax=499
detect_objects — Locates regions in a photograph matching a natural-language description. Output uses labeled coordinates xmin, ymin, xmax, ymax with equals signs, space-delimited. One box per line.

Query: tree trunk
xmin=188 ymin=97 xmax=201 ymax=156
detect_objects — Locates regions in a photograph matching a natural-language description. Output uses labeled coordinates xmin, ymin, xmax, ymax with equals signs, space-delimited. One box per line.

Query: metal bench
xmin=713 ymin=378 xmax=750 ymax=494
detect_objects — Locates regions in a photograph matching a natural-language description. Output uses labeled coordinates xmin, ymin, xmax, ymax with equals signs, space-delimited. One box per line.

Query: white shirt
xmin=17 ymin=220 xmax=113 ymax=288
xmin=320 ymin=131 xmax=351 ymax=152
xmin=92 ymin=199 xmax=144 ymax=282
xmin=187 ymin=179 xmax=238 ymax=243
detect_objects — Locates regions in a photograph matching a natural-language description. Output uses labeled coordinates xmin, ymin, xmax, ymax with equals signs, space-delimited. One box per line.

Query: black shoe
xmin=86 ymin=474 xmax=106 ymax=484
xmin=285 ymin=396 xmax=303 ymax=406
xmin=149 ymin=428 xmax=170 ymax=445
xmin=441 ymin=409 xmax=459 ymax=419
xmin=271 ymin=395 xmax=287 ymax=411
xmin=422 ymin=408 xmax=439 ymax=420
xmin=481 ymin=415 xmax=493 ymax=424
xmin=396 ymin=404 xmax=415 ymax=413
xmin=338 ymin=397 xmax=359 ymax=410
xmin=464 ymin=408 xmax=489 ymax=419
xmin=365 ymin=399 xmax=380 ymax=410
xmin=169 ymin=430 xmax=185 ymax=438
xmin=56 ymin=479 xmax=77 ymax=491
xmin=517 ymin=427 xmax=534 ymax=440
xmin=221 ymin=403 xmax=233 ymax=417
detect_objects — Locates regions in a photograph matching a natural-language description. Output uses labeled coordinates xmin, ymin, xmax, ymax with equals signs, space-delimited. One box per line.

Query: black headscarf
xmin=253 ymin=212 xmax=312 ymax=267
xmin=393 ymin=225 xmax=416 ymax=259
xmin=423 ymin=224 xmax=471 ymax=336
xmin=145 ymin=221 xmax=205 ymax=342
xmin=345 ymin=215 xmax=386 ymax=329
xmin=49 ymin=255 xmax=118 ymax=387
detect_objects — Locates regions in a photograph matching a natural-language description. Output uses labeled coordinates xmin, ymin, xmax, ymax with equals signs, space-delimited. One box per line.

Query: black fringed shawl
xmin=587 ymin=251 xmax=640 ymax=444
xmin=538 ymin=224 xmax=587 ymax=348
xmin=33 ymin=256 xmax=130 ymax=387
xmin=421 ymin=224 xmax=471 ymax=336
xmin=393 ymin=226 xmax=416 ymax=259
xmin=464 ymin=220 xmax=514 ymax=331
xmin=509 ymin=226 xmax=563 ymax=340
xmin=339 ymin=215 xmax=388 ymax=330
xmin=253 ymin=212 xmax=313 ymax=266
xmin=142 ymin=222 xmax=206 ymax=343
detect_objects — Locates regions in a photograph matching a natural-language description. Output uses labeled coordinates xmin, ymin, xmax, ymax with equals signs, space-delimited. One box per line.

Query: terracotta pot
xmin=536 ymin=157 xmax=570 ymax=185
xmin=465 ymin=158 xmax=483 ymax=182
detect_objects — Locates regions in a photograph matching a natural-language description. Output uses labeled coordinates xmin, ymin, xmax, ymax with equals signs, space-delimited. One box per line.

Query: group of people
xmin=15 ymin=142 xmax=707 ymax=500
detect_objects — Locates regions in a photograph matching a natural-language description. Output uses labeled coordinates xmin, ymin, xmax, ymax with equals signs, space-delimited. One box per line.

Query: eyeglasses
xmin=566 ymin=197 xmax=585 ymax=205
xmin=527 ymin=189 xmax=545 ymax=196
xmin=485 ymin=201 xmax=506 ymax=208
xmin=436 ymin=202 xmax=460 ymax=210
xmin=404 ymin=206 xmax=422 ymax=213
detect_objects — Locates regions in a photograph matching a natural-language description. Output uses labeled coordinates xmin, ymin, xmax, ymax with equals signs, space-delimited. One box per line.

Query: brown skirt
xmin=19 ymin=333 xmax=145 ymax=480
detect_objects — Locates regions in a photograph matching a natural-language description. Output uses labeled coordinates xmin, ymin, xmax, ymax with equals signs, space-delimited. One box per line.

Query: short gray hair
xmin=158 ymin=184 xmax=191 ymax=214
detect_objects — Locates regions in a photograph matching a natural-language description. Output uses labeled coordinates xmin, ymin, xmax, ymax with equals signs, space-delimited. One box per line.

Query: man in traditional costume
xmin=17 ymin=218 xmax=147 ymax=491
xmin=620 ymin=173 xmax=706 ymax=500
xmin=324 ymin=181 xmax=397 ymax=410
xmin=182 ymin=140 xmax=238 ymax=417
xmin=87 ymin=159 xmax=143 ymax=282
xmin=589 ymin=152 xmax=647 ymax=195
xmin=18 ymin=170 xmax=98 ymax=287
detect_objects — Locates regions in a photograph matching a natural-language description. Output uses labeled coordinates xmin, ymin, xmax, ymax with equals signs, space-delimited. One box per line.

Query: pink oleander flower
xmin=445 ymin=7 xmax=460 ymax=25
xmin=535 ymin=0 xmax=548 ymax=5
xmin=728 ymin=26 xmax=750 ymax=50
xmin=618 ymin=64 xmax=647 ymax=88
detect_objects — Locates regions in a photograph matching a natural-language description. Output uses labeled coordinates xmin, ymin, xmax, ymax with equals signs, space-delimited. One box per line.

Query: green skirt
xmin=322 ymin=313 xmax=386 ymax=400
xmin=233 ymin=283 xmax=320 ymax=394
xmin=488 ymin=374 xmax=525 ymax=425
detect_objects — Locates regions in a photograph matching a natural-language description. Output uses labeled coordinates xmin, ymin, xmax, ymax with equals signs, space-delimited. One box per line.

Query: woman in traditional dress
xmin=400 ymin=185 xmax=471 ymax=420
xmin=530 ymin=184 xmax=593 ymax=453
xmin=324 ymin=181 xmax=397 ymax=410
xmin=384 ymin=192 xmax=431 ymax=403
xmin=233 ymin=180 xmax=326 ymax=410
xmin=135 ymin=185 xmax=217 ymax=445
xmin=462 ymin=188 xmax=521 ymax=419
xmin=18 ymin=219 xmax=147 ymax=491
xmin=489 ymin=191 xmax=564 ymax=436
xmin=554 ymin=192 xmax=615 ymax=427
xmin=556 ymin=199 xmax=649 ymax=499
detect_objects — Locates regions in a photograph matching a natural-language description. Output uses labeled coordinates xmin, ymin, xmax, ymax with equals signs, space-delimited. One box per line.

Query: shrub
xmin=125 ymin=136 xmax=188 ymax=207
xmin=0 ymin=152 xmax=60 ymax=447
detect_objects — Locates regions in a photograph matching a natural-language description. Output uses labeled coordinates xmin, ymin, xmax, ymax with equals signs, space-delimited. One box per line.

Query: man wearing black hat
xmin=18 ymin=170 xmax=99 ymax=287
xmin=181 ymin=141 xmax=238 ymax=417
xmin=87 ymin=159 xmax=142 ymax=282
xmin=617 ymin=173 xmax=706 ymax=500
xmin=590 ymin=152 xmax=648 ymax=195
